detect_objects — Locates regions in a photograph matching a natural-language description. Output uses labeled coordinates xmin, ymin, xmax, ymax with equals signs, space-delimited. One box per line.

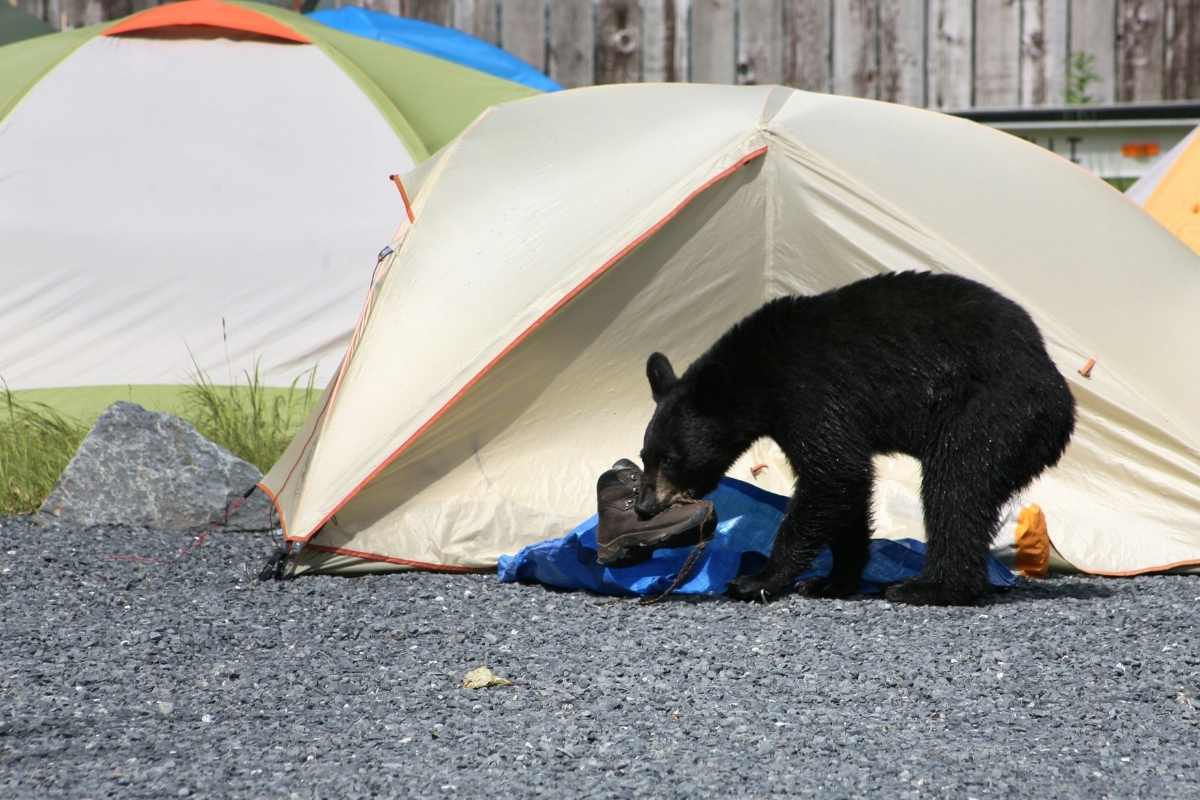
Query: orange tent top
xmin=104 ymin=0 xmax=310 ymax=44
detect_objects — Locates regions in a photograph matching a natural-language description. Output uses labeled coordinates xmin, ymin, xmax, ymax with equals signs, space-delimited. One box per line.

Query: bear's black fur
xmin=636 ymin=271 xmax=1076 ymax=606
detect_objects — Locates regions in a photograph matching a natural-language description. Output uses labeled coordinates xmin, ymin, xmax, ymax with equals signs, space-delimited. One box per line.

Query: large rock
xmin=40 ymin=402 xmax=274 ymax=531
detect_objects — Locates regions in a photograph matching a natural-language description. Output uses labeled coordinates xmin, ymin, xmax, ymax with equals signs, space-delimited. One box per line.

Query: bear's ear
xmin=646 ymin=352 xmax=677 ymax=402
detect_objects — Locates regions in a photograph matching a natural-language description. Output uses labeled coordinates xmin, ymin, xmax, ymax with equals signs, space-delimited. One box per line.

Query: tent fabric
xmin=309 ymin=7 xmax=560 ymax=93
xmin=263 ymin=83 xmax=1200 ymax=579
xmin=1 ymin=35 xmax=412 ymax=389
xmin=1125 ymin=126 xmax=1200 ymax=255
xmin=0 ymin=0 xmax=536 ymax=395
xmin=0 ymin=3 xmax=54 ymax=46
xmin=249 ymin=3 xmax=538 ymax=157
xmin=496 ymin=478 xmax=1017 ymax=597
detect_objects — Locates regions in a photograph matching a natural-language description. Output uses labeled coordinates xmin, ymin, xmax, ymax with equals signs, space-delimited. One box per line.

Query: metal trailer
xmin=953 ymin=102 xmax=1200 ymax=185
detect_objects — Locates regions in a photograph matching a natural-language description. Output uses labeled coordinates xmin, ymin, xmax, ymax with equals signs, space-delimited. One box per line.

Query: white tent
xmin=0 ymin=0 xmax=535 ymax=403
xmin=263 ymin=84 xmax=1200 ymax=578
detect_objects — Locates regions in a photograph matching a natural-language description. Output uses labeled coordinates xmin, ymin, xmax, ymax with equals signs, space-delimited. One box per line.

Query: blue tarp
xmin=498 ymin=477 xmax=1016 ymax=598
xmin=308 ymin=7 xmax=562 ymax=92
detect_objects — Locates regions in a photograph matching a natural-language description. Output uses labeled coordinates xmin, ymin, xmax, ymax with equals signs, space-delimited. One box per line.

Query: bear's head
xmin=635 ymin=352 xmax=741 ymax=518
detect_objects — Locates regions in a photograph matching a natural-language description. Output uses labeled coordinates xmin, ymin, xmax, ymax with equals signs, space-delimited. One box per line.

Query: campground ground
xmin=2 ymin=516 xmax=1198 ymax=799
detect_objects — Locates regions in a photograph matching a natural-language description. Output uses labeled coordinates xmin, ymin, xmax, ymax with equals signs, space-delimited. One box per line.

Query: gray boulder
xmin=40 ymin=402 xmax=274 ymax=531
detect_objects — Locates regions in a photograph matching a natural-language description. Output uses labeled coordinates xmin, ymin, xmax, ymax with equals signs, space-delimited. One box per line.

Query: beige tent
xmin=262 ymin=83 xmax=1200 ymax=578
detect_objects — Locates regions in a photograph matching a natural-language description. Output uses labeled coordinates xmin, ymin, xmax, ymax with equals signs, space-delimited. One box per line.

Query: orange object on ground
xmin=1013 ymin=504 xmax=1050 ymax=578
xmin=104 ymin=0 xmax=310 ymax=44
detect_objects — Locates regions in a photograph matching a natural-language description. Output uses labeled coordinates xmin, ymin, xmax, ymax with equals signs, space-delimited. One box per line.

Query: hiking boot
xmin=595 ymin=458 xmax=716 ymax=567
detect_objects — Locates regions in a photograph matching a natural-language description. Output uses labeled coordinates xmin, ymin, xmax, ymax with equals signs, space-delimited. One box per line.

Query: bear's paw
xmin=884 ymin=578 xmax=986 ymax=607
xmin=726 ymin=571 xmax=793 ymax=603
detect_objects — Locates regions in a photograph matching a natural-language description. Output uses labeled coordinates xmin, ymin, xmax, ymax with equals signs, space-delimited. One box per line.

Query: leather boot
xmin=595 ymin=458 xmax=716 ymax=567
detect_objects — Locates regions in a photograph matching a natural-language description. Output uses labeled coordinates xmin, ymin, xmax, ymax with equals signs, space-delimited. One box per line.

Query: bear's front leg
xmin=727 ymin=464 xmax=872 ymax=603
xmin=726 ymin=509 xmax=825 ymax=602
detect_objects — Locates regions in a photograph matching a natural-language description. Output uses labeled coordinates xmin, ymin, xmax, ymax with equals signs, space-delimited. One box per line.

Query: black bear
xmin=635 ymin=271 xmax=1076 ymax=606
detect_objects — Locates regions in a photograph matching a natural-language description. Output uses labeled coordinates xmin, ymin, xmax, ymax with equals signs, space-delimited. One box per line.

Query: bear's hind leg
xmin=885 ymin=470 xmax=998 ymax=606
xmin=887 ymin=407 xmax=1025 ymax=606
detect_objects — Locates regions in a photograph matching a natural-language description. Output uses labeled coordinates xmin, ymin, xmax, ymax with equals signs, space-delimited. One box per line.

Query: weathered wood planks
xmin=500 ymin=0 xmax=545 ymax=72
xmin=32 ymin=0 xmax=1200 ymax=109
xmin=692 ymin=0 xmax=736 ymax=83
xmin=596 ymin=0 xmax=643 ymax=83
xmin=549 ymin=0 xmax=594 ymax=87
xmin=783 ymin=0 xmax=831 ymax=91
xmin=880 ymin=0 xmax=925 ymax=104
xmin=739 ymin=0 xmax=784 ymax=85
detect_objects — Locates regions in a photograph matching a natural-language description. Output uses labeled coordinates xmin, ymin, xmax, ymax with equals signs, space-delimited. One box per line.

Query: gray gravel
xmin=2 ymin=516 xmax=1198 ymax=799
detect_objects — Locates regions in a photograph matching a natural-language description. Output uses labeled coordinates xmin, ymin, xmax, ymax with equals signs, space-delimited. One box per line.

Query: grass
xmin=182 ymin=363 xmax=319 ymax=474
xmin=0 ymin=388 xmax=89 ymax=515
xmin=0 ymin=366 xmax=320 ymax=516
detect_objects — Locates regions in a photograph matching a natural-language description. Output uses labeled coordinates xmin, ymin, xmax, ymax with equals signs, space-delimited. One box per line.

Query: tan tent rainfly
xmin=262 ymin=84 xmax=1200 ymax=577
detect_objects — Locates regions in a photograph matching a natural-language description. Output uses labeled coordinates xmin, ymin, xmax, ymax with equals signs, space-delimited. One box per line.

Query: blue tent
xmin=308 ymin=7 xmax=561 ymax=93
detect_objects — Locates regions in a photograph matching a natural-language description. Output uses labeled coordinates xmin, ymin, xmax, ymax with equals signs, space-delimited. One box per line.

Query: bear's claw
xmin=726 ymin=572 xmax=791 ymax=602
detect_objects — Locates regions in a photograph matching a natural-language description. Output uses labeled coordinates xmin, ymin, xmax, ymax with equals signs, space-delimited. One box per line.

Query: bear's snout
xmin=633 ymin=484 xmax=662 ymax=522
xmin=635 ymin=470 xmax=680 ymax=518
xmin=633 ymin=488 xmax=660 ymax=519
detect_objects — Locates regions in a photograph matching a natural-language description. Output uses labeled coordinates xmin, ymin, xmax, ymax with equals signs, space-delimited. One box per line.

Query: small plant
xmin=0 ymin=387 xmax=88 ymax=515
xmin=1066 ymin=51 xmax=1100 ymax=105
xmin=183 ymin=360 xmax=318 ymax=474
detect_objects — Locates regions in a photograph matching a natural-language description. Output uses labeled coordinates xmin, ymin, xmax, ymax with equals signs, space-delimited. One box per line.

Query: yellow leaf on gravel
xmin=462 ymin=666 xmax=513 ymax=689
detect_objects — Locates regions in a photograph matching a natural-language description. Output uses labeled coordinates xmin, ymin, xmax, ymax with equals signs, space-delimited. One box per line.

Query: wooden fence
xmin=15 ymin=0 xmax=1200 ymax=108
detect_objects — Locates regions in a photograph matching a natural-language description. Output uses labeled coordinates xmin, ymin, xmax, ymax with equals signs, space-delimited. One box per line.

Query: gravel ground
xmin=2 ymin=516 xmax=1198 ymax=800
